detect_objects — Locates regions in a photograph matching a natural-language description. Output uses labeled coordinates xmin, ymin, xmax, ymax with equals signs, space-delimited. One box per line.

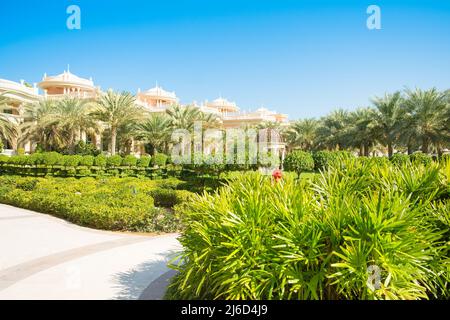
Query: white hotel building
xmin=0 ymin=70 xmax=288 ymax=154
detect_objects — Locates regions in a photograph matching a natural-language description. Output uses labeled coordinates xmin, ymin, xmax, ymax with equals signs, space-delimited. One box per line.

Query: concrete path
xmin=0 ymin=204 xmax=181 ymax=300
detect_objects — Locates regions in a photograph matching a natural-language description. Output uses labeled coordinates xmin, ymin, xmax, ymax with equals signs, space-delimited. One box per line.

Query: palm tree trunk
xmin=421 ymin=137 xmax=429 ymax=154
xmin=388 ymin=142 xmax=393 ymax=157
xmin=359 ymin=144 xmax=364 ymax=157
xmin=111 ymin=126 xmax=117 ymax=155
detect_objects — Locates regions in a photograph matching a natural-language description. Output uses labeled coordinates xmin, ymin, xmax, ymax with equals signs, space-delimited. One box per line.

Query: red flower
xmin=272 ymin=169 xmax=282 ymax=183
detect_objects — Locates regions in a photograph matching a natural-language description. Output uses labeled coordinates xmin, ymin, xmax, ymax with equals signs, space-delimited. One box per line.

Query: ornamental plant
xmin=168 ymin=159 xmax=449 ymax=300
xmin=283 ymin=150 xmax=314 ymax=178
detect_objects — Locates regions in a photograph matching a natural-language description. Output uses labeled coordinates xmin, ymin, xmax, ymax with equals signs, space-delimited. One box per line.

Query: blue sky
xmin=0 ymin=0 xmax=449 ymax=119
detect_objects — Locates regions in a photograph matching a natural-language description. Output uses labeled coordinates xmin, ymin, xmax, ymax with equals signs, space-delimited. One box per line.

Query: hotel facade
xmin=0 ymin=70 xmax=288 ymax=155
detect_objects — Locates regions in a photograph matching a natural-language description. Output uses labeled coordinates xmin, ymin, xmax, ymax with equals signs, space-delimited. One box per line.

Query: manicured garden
xmin=166 ymin=157 xmax=450 ymax=300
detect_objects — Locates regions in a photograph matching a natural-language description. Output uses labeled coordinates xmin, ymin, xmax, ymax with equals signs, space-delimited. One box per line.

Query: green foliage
xmin=410 ymin=152 xmax=433 ymax=166
xmin=168 ymin=160 xmax=449 ymax=300
xmin=0 ymin=140 xmax=3 ymax=153
xmin=107 ymin=155 xmax=123 ymax=167
xmin=390 ymin=153 xmax=410 ymax=166
xmin=80 ymin=155 xmax=95 ymax=167
xmin=122 ymin=155 xmax=138 ymax=167
xmin=94 ymin=154 xmax=107 ymax=167
xmin=137 ymin=155 xmax=151 ymax=168
xmin=150 ymin=188 xmax=193 ymax=208
xmin=0 ymin=176 xmax=191 ymax=232
xmin=152 ymin=153 xmax=168 ymax=167
xmin=74 ymin=141 xmax=100 ymax=156
xmin=283 ymin=150 xmax=314 ymax=177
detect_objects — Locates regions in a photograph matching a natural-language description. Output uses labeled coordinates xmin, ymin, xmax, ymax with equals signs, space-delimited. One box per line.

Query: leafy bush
xmin=94 ymin=154 xmax=107 ymax=167
xmin=80 ymin=155 xmax=95 ymax=167
xmin=150 ymin=188 xmax=193 ymax=208
xmin=410 ymin=152 xmax=433 ymax=166
xmin=168 ymin=160 xmax=449 ymax=300
xmin=41 ymin=152 xmax=62 ymax=166
xmin=283 ymin=150 xmax=314 ymax=177
xmin=107 ymin=155 xmax=123 ymax=167
xmin=137 ymin=156 xmax=151 ymax=168
xmin=122 ymin=155 xmax=138 ymax=167
xmin=152 ymin=153 xmax=168 ymax=167
xmin=0 ymin=140 xmax=3 ymax=153
xmin=390 ymin=153 xmax=409 ymax=166
xmin=0 ymin=176 xmax=188 ymax=232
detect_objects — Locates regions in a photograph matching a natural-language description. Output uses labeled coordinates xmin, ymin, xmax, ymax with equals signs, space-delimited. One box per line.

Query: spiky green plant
xmin=168 ymin=159 xmax=449 ymax=300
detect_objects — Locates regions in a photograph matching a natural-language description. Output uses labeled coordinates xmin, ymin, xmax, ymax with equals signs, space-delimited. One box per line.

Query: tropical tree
xmin=166 ymin=105 xmax=202 ymax=131
xmin=371 ymin=91 xmax=404 ymax=157
xmin=285 ymin=118 xmax=318 ymax=151
xmin=346 ymin=108 xmax=378 ymax=156
xmin=316 ymin=109 xmax=350 ymax=150
xmin=92 ymin=91 xmax=144 ymax=155
xmin=0 ymin=93 xmax=14 ymax=146
xmin=134 ymin=114 xmax=173 ymax=155
xmin=403 ymin=88 xmax=449 ymax=154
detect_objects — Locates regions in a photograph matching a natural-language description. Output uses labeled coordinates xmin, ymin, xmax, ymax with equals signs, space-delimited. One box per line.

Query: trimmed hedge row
xmin=0 ymin=176 xmax=192 ymax=232
xmin=0 ymin=152 xmax=169 ymax=178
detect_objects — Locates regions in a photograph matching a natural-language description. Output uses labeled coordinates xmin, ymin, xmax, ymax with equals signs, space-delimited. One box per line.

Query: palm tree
xmin=285 ymin=118 xmax=318 ymax=151
xmin=346 ymin=108 xmax=378 ymax=156
xmin=316 ymin=109 xmax=350 ymax=150
xmin=0 ymin=93 xmax=14 ymax=146
xmin=371 ymin=92 xmax=404 ymax=157
xmin=403 ymin=88 xmax=448 ymax=154
xmin=134 ymin=114 xmax=173 ymax=155
xmin=166 ymin=105 xmax=202 ymax=131
xmin=92 ymin=91 xmax=144 ymax=155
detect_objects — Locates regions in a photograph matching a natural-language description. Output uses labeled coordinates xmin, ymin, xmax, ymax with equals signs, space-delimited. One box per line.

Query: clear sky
xmin=0 ymin=0 xmax=449 ymax=119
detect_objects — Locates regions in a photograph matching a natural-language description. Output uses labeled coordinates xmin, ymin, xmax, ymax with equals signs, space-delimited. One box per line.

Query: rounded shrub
xmin=80 ymin=155 xmax=95 ymax=167
xmin=107 ymin=155 xmax=123 ymax=167
xmin=122 ymin=155 xmax=138 ymax=167
xmin=390 ymin=153 xmax=409 ymax=166
xmin=137 ymin=155 xmax=151 ymax=168
xmin=94 ymin=154 xmax=107 ymax=167
xmin=410 ymin=152 xmax=432 ymax=166
xmin=152 ymin=153 xmax=168 ymax=167
xmin=41 ymin=152 xmax=62 ymax=166
xmin=284 ymin=150 xmax=314 ymax=177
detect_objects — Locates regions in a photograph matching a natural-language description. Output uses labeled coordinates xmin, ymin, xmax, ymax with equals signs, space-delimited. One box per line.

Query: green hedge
xmin=0 ymin=176 xmax=192 ymax=232
xmin=0 ymin=152 xmax=168 ymax=178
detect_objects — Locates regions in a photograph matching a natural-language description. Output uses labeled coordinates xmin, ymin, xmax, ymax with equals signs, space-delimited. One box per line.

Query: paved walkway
xmin=0 ymin=204 xmax=181 ymax=300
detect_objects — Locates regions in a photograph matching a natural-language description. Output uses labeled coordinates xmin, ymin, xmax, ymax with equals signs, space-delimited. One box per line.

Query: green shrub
xmin=0 ymin=140 xmax=3 ymax=153
xmin=122 ymin=155 xmax=138 ymax=167
xmin=150 ymin=188 xmax=193 ymax=208
xmin=152 ymin=153 xmax=168 ymax=167
xmin=0 ymin=176 xmax=187 ymax=233
xmin=410 ymin=152 xmax=432 ymax=166
xmin=41 ymin=152 xmax=63 ymax=166
xmin=137 ymin=156 xmax=151 ymax=168
xmin=284 ymin=151 xmax=314 ymax=177
xmin=94 ymin=154 xmax=107 ymax=167
xmin=107 ymin=155 xmax=123 ymax=167
xmin=80 ymin=155 xmax=95 ymax=167
xmin=390 ymin=153 xmax=409 ymax=166
xmin=168 ymin=160 xmax=449 ymax=300
xmin=0 ymin=154 xmax=9 ymax=164
xmin=64 ymin=155 xmax=82 ymax=167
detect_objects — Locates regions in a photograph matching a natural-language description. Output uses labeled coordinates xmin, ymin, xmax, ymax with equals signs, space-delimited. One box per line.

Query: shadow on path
xmin=112 ymin=250 xmax=179 ymax=300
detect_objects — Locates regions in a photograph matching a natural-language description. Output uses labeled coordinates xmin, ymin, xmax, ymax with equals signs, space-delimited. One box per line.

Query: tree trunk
xmin=407 ymin=144 xmax=413 ymax=155
xmin=364 ymin=144 xmax=370 ymax=157
xmin=421 ymin=137 xmax=429 ymax=154
xmin=388 ymin=142 xmax=393 ymax=157
xmin=359 ymin=144 xmax=364 ymax=157
xmin=111 ymin=126 xmax=117 ymax=155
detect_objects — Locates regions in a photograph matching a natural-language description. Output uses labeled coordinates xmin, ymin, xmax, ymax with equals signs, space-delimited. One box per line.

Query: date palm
xmin=403 ymin=88 xmax=448 ymax=154
xmin=316 ymin=109 xmax=350 ymax=150
xmin=285 ymin=118 xmax=318 ymax=151
xmin=346 ymin=108 xmax=378 ymax=156
xmin=92 ymin=91 xmax=144 ymax=155
xmin=371 ymin=92 xmax=404 ymax=157
xmin=134 ymin=114 xmax=173 ymax=155
xmin=0 ymin=93 xmax=14 ymax=145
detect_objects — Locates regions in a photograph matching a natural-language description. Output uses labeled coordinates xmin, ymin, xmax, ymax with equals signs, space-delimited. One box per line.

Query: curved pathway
xmin=0 ymin=204 xmax=181 ymax=300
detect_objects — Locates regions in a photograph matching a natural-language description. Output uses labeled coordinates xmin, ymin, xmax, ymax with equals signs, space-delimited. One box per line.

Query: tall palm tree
xmin=0 ymin=93 xmax=14 ymax=146
xmin=316 ymin=109 xmax=350 ymax=150
xmin=166 ymin=105 xmax=202 ymax=131
xmin=134 ymin=114 xmax=173 ymax=155
xmin=50 ymin=97 xmax=99 ymax=153
xmin=285 ymin=118 xmax=318 ymax=151
xmin=371 ymin=92 xmax=404 ymax=157
xmin=346 ymin=108 xmax=378 ymax=156
xmin=92 ymin=91 xmax=144 ymax=155
xmin=403 ymin=88 xmax=448 ymax=154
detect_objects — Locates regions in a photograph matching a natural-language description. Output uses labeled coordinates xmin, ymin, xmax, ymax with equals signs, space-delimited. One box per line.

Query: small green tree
xmin=284 ymin=151 xmax=314 ymax=178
